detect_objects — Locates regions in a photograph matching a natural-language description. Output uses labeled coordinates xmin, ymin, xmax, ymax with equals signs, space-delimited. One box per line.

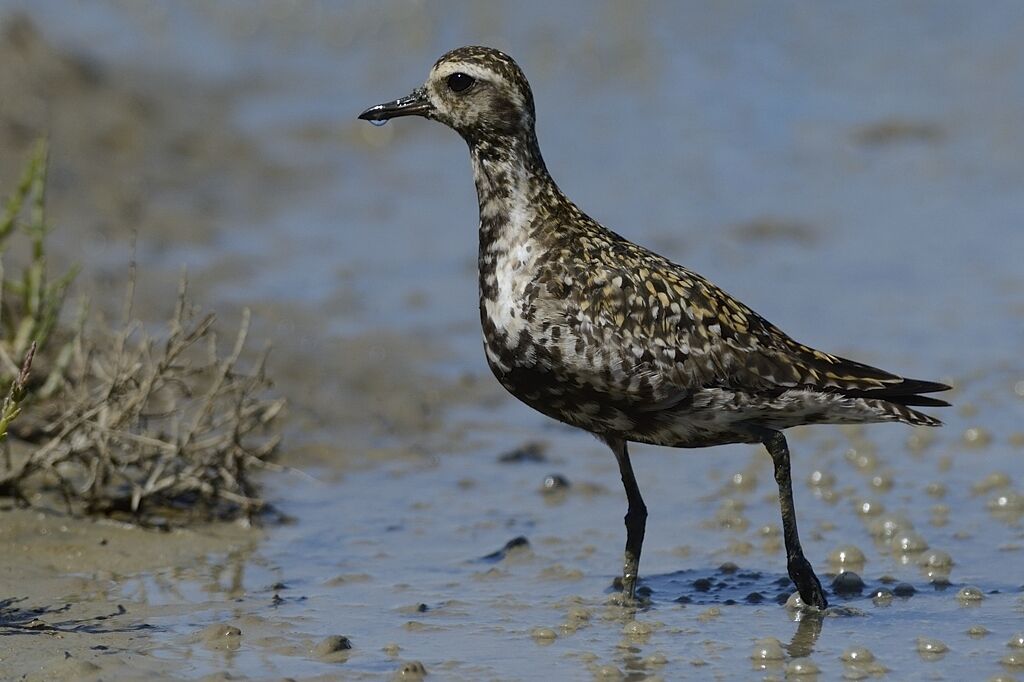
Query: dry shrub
xmin=0 ymin=142 xmax=285 ymax=523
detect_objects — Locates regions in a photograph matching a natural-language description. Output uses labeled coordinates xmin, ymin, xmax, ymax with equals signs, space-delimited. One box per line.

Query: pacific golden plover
xmin=359 ymin=46 xmax=950 ymax=609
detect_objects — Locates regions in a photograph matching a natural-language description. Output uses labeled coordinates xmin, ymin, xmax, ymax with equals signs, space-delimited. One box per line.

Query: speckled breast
xmin=479 ymin=306 xmax=640 ymax=437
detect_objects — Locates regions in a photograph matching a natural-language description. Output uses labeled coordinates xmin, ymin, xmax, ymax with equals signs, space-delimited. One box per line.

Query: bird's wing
xmin=548 ymin=237 xmax=949 ymax=407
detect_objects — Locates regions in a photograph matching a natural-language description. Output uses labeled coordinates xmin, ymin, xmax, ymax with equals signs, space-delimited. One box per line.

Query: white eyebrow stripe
xmin=432 ymin=61 xmax=502 ymax=85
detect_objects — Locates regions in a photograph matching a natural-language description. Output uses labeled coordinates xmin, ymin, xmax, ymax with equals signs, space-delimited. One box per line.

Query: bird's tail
xmin=878 ymin=400 xmax=944 ymax=427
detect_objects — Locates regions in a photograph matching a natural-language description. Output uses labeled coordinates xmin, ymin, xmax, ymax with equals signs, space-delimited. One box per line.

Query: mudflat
xmin=2 ymin=4 xmax=1023 ymax=681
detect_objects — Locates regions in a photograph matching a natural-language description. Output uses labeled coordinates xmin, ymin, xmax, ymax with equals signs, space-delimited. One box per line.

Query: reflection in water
xmin=120 ymin=542 xmax=266 ymax=608
xmin=786 ymin=609 xmax=824 ymax=659
xmin=208 ymin=548 xmax=254 ymax=599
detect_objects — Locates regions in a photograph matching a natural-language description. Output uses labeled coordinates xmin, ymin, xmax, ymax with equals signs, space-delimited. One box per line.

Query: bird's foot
xmin=611 ymin=574 xmax=650 ymax=607
xmin=788 ymin=556 xmax=828 ymax=610
xmin=613 ymin=572 xmax=638 ymax=602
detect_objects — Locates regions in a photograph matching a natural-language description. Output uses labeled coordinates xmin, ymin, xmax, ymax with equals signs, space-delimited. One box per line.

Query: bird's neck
xmin=469 ymin=132 xmax=559 ymax=329
xmin=468 ymin=132 xmax=557 ymax=248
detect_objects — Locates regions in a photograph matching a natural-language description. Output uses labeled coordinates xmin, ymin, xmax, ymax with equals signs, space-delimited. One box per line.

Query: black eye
xmin=446 ymin=72 xmax=475 ymax=93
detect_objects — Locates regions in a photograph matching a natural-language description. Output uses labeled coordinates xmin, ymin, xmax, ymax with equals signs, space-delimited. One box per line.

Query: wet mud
xmin=1 ymin=2 xmax=1023 ymax=681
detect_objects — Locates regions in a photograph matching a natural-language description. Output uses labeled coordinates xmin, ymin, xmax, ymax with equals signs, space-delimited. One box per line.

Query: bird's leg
xmin=607 ymin=437 xmax=647 ymax=601
xmin=763 ymin=431 xmax=828 ymax=609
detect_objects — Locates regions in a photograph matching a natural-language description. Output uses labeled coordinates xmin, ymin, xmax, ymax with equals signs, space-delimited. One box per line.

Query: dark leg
xmin=606 ymin=437 xmax=647 ymax=601
xmin=762 ymin=431 xmax=828 ymax=609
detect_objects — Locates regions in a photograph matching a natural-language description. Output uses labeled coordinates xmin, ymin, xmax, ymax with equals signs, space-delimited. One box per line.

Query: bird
xmin=359 ymin=46 xmax=951 ymax=610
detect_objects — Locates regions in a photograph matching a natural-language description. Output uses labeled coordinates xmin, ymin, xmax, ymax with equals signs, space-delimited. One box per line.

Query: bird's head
xmin=359 ymin=46 xmax=536 ymax=143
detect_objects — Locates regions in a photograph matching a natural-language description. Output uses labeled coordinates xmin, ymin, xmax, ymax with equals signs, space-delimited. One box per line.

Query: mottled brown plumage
xmin=360 ymin=46 xmax=950 ymax=610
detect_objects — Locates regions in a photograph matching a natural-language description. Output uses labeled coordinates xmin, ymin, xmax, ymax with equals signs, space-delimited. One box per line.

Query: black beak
xmin=358 ymin=87 xmax=432 ymax=122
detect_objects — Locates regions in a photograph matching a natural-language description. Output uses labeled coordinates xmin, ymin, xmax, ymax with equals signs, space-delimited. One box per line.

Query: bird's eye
xmin=446 ymin=72 xmax=475 ymax=93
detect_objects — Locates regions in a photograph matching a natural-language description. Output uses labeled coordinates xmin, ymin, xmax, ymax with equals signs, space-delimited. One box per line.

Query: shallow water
xmin=3 ymin=1 xmax=1024 ymax=680
xmin=103 ymin=402 xmax=1024 ymax=679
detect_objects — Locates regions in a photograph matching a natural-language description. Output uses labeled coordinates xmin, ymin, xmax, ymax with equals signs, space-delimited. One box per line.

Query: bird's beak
xmin=358 ymin=87 xmax=433 ymax=122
